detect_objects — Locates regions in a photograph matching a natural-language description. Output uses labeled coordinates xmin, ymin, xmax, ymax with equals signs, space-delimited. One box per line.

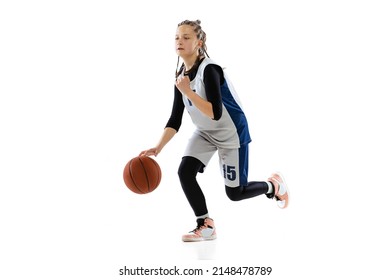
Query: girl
xmin=140 ymin=20 xmax=289 ymax=242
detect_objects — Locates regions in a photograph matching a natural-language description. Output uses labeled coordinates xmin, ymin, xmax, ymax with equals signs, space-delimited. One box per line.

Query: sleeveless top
xmin=182 ymin=57 xmax=251 ymax=149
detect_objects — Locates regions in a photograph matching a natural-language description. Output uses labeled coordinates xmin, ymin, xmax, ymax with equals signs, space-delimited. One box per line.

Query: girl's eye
xmin=175 ymin=36 xmax=191 ymax=40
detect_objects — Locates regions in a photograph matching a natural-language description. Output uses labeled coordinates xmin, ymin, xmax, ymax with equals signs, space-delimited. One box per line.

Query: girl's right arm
xmin=139 ymin=127 xmax=177 ymax=157
xmin=139 ymin=86 xmax=184 ymax=157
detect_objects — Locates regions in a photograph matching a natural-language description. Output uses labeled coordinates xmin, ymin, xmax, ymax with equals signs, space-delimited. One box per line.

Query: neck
xmin=182 ymin=54 xmax=203 ymax=72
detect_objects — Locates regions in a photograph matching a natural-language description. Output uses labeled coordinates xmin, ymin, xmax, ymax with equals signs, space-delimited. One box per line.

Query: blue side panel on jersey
xmin=220 ymin=81 xmax=252 ymax=145
xmin=239 ymin=144 xmax=249 ymax=186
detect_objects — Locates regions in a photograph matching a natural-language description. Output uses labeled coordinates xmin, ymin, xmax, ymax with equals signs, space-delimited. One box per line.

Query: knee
xmin=177 ymin=161 xmax=188 ymax=182
xmin=225 ymin=186 xmax=242 ymax=201
xmin=177 ymin=161 xmax=188 ymax=181
xmin=178 ymin=157 xmax=203 ymax=182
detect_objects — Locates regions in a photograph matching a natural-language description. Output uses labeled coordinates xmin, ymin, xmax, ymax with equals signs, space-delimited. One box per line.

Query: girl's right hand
xmin=139 ymin=148 xmax=159 ymax=157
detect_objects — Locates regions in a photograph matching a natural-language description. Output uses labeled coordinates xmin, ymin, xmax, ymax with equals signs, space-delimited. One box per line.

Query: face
xmin=175 ymin=25 xmax=202 ymax=58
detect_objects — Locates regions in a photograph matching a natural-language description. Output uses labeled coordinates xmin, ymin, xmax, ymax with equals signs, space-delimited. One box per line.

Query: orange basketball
xmin=123 ymin=156 xmax=161 ymax=194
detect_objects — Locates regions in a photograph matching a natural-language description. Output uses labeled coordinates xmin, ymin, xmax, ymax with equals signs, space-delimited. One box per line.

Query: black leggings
xmin=178 ymin=156 xmax=269 ymax=217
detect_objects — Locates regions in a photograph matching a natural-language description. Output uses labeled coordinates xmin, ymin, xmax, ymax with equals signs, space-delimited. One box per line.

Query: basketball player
xmin=140 ymin=20 xmax=289 ymax=242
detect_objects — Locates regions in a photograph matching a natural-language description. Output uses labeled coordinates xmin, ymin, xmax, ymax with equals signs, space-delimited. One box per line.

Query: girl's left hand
xmin=175 ymin=75 xmax=191 ymax=95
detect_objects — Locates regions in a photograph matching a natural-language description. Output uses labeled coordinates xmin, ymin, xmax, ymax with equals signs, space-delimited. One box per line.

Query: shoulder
xmin=204 ymin=64 xmax=223 ymax=75
xmin=199 ymin=58 xmax=224 ymax=79
xmin=199 ymin=57 xmax=221 ymax=69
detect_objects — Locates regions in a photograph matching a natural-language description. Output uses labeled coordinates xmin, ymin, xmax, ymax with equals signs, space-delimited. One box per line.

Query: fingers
xmin=175 ymin=76 xmax=190 ymax=94
xmin=139 ymin=151 xmax=150 ymax=157
xmin=175 ymin=76 xmax=182 ymax=88
xmin=139 ymin=149 xmax=158 ymax=157
xmin=139 ymin=151 xmax=146 ymax=157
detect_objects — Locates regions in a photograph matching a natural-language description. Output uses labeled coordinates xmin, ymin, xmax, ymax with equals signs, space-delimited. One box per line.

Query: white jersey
xmin=183 ymin=58 xmax=251 ymax=149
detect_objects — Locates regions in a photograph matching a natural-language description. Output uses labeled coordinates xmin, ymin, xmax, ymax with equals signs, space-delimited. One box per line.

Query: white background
xmin=1 ymin=0 xmax=389 ymax=279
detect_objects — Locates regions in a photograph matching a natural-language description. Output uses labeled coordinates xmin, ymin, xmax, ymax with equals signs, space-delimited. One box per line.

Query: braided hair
xmin=175 ymin=20 xmax=209 ymax=78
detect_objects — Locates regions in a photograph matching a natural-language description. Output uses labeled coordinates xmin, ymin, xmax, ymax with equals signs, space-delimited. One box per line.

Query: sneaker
xmin=182 ymin=217 xmax=217 ymax=242
xmin=268 ymin=172 xmax=289 ymax=209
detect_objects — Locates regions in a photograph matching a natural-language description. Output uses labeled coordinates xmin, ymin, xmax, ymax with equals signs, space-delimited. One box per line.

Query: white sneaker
xmin=182 ymin=218 xmax=217 ymax=242
xmin=268 ymin=172 xmax=289 ymax=209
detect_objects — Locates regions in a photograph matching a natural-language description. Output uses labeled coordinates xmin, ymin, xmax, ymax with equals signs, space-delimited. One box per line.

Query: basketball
xmin=123 ymin=156 xmax=162 ymax=194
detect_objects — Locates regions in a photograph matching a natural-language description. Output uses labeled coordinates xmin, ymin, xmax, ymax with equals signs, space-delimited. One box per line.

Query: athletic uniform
xmin=178 ymin=57 xmax=250 ymax=187
xmin=166 ymin=57 xmax=270 ymax=218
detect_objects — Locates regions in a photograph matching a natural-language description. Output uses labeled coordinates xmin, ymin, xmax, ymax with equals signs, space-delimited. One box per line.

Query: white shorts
xmin=183 ymin=133 xmax=249 ymax=188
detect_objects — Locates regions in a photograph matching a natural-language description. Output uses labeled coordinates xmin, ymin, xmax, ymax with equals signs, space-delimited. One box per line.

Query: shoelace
xmin=190 ymin=220 xmax=205 ymax=233
xmin=272 ymin=178 xmax=283 ymax=200
xmin=190 ymin=219 xmax=213 ymax=233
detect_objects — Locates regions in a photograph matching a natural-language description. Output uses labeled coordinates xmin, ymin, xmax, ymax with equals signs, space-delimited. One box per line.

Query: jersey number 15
xmin=222 ymin=164 xmax=236 ymax=181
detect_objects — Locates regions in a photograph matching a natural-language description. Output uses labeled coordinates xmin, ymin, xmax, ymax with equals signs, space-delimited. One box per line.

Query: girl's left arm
xmin=175 ymin=76 xmax=214 ymax=119
xmin=175 ymin=64 xmax=223 ymax=120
